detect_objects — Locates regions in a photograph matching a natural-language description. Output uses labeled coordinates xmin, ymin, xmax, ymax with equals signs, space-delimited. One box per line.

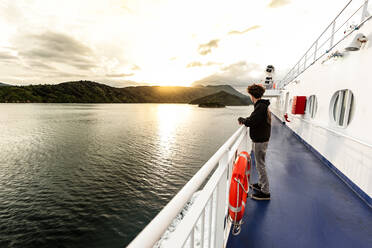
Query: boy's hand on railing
xmin=238 ymin=117 xmax=245 ymax=125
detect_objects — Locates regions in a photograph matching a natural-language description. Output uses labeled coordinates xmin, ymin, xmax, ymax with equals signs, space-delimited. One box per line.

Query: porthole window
xmin=330 ymin=90 xmax=354 ymax=127
xmin=306 ymin=95 xmax=318 ymax=119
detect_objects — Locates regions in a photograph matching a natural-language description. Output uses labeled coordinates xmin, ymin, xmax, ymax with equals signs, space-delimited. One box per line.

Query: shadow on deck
xmin=227 ymin=117 xmax=372 ymax=248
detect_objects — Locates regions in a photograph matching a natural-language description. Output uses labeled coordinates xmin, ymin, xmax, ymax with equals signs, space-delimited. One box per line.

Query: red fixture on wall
xmin=291 ymin=96 xmax=306 ymax=115
xmin=284 ymin=113 xmax=291 ymax=122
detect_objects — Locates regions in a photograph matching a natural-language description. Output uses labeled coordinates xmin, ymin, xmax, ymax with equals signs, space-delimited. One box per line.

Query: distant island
xmin=198 ymin=102 xmax=225 ymax=108
xmin=0 ymin=82 xmax=9 ymax=87
xmin=0 ymin=80 xmax=252 ymax=105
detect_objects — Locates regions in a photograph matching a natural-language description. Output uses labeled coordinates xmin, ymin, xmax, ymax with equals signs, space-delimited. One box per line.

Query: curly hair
xmin=247 ymin=84 xmax=265 ymax=99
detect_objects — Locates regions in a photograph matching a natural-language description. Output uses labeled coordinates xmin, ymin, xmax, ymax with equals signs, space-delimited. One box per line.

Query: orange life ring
xmin=228 ymin=151 xmax=251 ymax=223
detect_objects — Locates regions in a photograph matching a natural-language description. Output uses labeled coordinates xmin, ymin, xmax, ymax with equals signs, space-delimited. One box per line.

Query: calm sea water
xmin=0 ymin=104 xmax=253 ymax=248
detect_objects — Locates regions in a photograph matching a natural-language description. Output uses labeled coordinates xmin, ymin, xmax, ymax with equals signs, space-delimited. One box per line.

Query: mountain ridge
xmin=0 ymin=80 xmax=251 ymax=104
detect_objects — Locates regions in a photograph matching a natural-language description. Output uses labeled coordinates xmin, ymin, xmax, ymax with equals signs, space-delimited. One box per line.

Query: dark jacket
xmin=242 ymin=99 xmax=271 ymax=143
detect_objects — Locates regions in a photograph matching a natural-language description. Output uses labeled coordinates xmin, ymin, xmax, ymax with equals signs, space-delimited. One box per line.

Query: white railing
xmin=127 ymin=126 xmax=251 ymax=248
xmin=279 ymin=0 xmax=370 ymax=89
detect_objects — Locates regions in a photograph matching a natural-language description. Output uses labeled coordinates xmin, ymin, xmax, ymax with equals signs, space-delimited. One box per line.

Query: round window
xmin=306 ymin=95 xmax=318 ymax=119
xmin=330 ymin=90 xmax=354 ymax=127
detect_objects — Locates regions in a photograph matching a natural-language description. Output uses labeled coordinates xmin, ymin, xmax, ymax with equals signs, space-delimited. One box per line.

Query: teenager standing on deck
xmin=238 ymin=84 xmax=271 ymax=200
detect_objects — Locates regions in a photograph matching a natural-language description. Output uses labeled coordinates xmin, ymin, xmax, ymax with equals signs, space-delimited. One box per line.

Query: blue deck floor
xmin=227 ymin=117 xmax=372 ymax=248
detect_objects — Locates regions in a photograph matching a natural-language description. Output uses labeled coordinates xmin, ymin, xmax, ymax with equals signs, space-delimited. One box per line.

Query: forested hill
xmin=189 ymin=91 xmax=251 ymax=106
xmin=0 ymin=81 xmax=251 ymax=104
xmin=0 ymin=83 xmax=9 ymax=86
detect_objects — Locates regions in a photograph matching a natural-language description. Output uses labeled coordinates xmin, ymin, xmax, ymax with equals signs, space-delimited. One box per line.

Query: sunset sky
xmin=0 ymin=0 xmax=364 ymax=87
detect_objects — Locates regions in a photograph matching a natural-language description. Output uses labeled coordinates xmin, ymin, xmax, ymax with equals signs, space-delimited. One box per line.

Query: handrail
xmin=127 ymin=125 xmax=247 ymax=248
xmin=165 ymin=152 xmax=229 ymax=247
xmin=302 ymin=0 xmax=354 ymax=58
xmin=163 ymin=129 xmax=249 ymax=248
xmin=285 ymin=9 xmax=369 ymax=87
xmin=280 ymin=0 xmax=370 ymax=88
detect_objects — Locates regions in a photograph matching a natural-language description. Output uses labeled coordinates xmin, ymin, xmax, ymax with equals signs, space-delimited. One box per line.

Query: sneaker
xmin=250 ymin=183 xmax=261 ymax=191
xmin=251 ymin=191 xmax=271 ymax=201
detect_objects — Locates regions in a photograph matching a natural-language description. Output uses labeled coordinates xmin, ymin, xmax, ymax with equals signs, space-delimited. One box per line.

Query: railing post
xmin=242 ymin=128 xmax=248 ymax=152
xmin=214 ymin=151 xmax=228 ymax=248
xmin=200 ymin=210 xmax=205 ymax=248
xmin=314 ymin=40 xmax=318 ymax=62
xmin=361 ymin=0 xmax=369 ymax=23
xmin=330 ymin=21 xmax=336 ymax=50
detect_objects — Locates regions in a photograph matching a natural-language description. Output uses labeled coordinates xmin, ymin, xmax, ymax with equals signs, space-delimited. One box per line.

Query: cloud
xmin=193 ymin=61 xmax=265 ymax=86
xmin=53 ymin=72 xmax=86 ymax=78
xmin=187 ymin=62 xmax=203 ymax=67
xmin=0 ymin=51 xmax=18 ymax=61
xmin=105 ymin=72 xmax=134 ymax=78
xmin=228 ymin=25 xmax=261 ymax=35
xmin=198 ymin=39 xmax=219 ymax=55
xmin=131 ymin=65 xmax=141 ymax=70
xmin=0 ymin=1 xmax=24 ymax=24
xmin=186 ymin=61 xmax=221 ymax=68
xmin=268 ymin=0 xmax=290 ymax=8
xmin=221 ymin=61 xmax=252 ymax=72
xmin=27 ymin=61 xmax=55 ymax=70
xmin=15 ymin=31 xmax=96 ymax=71
xmin=31 ymin=32 xmax=92 ymax=55
xmin=71 ymin=62 xmax=96 ymax=70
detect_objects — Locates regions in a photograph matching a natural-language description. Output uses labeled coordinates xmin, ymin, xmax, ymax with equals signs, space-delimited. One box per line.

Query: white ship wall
xmin=270 ymin=18 xmax=372 ymax=199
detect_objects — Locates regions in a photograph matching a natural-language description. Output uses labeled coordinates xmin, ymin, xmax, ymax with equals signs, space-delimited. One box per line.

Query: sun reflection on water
xmin=156 ymin=104 xmax=191 ymax=158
